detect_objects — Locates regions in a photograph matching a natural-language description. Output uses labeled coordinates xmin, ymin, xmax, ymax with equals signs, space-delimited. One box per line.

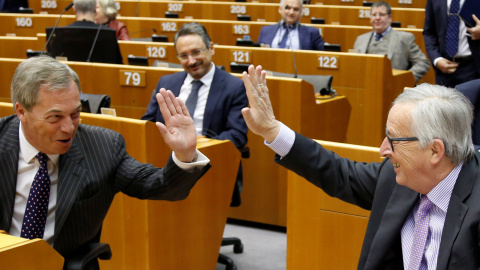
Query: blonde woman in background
xmin=95 ymin=0 xmax=130 ymax=40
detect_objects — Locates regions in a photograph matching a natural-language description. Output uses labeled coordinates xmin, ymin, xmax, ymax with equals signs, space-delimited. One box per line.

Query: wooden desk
xmin=28 ymin=0 xmax=426 ymax=29
xmin=0 ymin=234 xmax=64 ymax=269
xmin=287 ymin=140 xmax=381 ymax=270
xmin=0 ymin=13 xmax=427 ymax=52
xmin=78 ymin=113 xmax=240 ymax=270
xmin=28 ymin=0 xmax=428 ymax=11
xmin=193 ymin=0 xmax=427 ymax=8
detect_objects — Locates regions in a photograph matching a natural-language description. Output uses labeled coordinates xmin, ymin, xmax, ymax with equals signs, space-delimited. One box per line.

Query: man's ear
xmin=430 ymin=139 xmax=446 ymax=165
xmin=15 ymin=102 xmax=26 ymax=122
xmin=209 ymin=42 xmax=215 ymax=55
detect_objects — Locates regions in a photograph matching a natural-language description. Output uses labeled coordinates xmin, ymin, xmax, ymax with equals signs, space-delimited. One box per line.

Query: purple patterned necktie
xmin=407 ymin=195 xmax=434 ymax=270
xmin=20 ymin=152 xmax=51 ymax=239
xmin=446 ymin=0 xmax=460 ymax=59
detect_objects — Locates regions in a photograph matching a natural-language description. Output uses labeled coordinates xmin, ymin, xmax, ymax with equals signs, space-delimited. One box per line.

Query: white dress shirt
xmin=178 ymin=62 xmax=215 ymax=135
xmin=271 ymin=21 xmax=301 ymax=50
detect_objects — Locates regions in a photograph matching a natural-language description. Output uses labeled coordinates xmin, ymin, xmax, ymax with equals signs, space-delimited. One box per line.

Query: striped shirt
xmin=401 ymin=163 xmax=463 ymax=269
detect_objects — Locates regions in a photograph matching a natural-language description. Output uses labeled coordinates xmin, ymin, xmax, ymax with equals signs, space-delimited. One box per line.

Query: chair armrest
xmin=65 ymin=243 xmax=112 ymax=270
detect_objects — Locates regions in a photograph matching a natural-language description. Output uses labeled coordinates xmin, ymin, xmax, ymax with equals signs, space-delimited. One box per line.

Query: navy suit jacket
xmin=257 ymin=23 xmax=324 ymax=50
xmin=142 ymin=67 xmax=248 ymax=149
xmin=278 ymin=132 xmax=480 ymax=269
xmin=456 ymin=78 xmax=480 ymax=145
xmin=424 ymin=0 xmax=480 ymax=81
xmin=0 ymin=115 xmax=210 ymax=262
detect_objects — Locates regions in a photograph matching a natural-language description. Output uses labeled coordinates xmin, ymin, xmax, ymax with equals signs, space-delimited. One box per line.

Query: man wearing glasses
xmin=142 ymin=22 xmax=248 ymax=205
xmin=354 ymin=1 xmax=430 ymax=83
xmin=242 ymin=64 xmax=480 ymax=269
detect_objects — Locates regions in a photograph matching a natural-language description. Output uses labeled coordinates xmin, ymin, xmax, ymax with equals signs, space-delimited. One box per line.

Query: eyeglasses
xmin=177 ymin=48 xmax=208 ymax=62
xmin=371 ymin=12 xmax=389 ymax=18
xmin=386 ymin=132 xmax=418 ymax=151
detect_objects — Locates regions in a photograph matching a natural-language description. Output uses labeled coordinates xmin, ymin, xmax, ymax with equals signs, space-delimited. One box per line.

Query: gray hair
xmin=173 ymin=23 xmax=211 ymax=50
xmin=73 ymin=0 xmax=96 ymax=14
xmin=97 ymin=0 xmax=118 ymax=20
xmin=11 ymin=55 xmax=80 ymax=111
xmin=394 ymin=83 xmax=474 ymax=164
xmin=371 ymin=1 xmax=392 ymax=14
xmin=279 ymin=0 xmax=303 ymax=9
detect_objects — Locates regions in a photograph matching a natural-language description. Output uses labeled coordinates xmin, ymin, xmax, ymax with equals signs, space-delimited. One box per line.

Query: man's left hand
xmin=467 ymin=14 xmax=480 ymax=40
xmin=155 ymin=88 xmax=197 ymax=162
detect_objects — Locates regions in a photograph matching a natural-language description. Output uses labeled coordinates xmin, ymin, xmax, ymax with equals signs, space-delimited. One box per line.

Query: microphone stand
xmin=42 ymin=2 xmax=74 ymax=53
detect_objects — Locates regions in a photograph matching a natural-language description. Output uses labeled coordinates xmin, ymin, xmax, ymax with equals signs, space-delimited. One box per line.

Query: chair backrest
xmin=45 ymin=26 xmax=122 ymax=64
xmin=82 ymin=93 xmax=111 ymax=114
xmin=268 ymin=70 xmax=334 ymax=94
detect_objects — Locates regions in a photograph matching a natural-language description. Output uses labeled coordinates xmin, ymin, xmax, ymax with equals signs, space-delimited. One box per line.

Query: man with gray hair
xmin=242 ymin=64 xmax=480 ymax=269
xmin=0 ymin=55 xmax=210 ymax=268
xmin=71 ymin=0 xmax=98 ymax=26
xmin=354 ymin=1 xmax=430 ymax=83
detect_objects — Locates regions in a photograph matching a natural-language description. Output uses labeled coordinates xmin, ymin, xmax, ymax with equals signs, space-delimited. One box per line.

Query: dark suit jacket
xmin=257 ymin=23 xmax=324 ymax=51
xmin=456 ymin=79 xmax=480 ymax=145
xmin=141 ymin=67 xmax=248 ymax=149
xmin=0 ymin=115 xmax=210 ymax=261
xmin=423 ymin=0 xmax=480 ymax=82
xmin=277 ymin=132 xmax=480 ymax=269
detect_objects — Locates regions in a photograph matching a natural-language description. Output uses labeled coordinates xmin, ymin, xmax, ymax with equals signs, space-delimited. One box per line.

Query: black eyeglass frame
xmin=386 ymin=133 xmax=419 ymax=151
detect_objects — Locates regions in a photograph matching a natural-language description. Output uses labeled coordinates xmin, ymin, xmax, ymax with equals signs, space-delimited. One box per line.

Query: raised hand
xmin=241 ymin=65 xmax=281 ymax=143
xmin=155 ymin=88 xmax=197 ymax=162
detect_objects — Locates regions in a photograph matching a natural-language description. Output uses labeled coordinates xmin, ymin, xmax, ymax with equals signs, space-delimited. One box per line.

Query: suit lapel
xmin=436 ymin=157 xmax=477 ymax=269
xmin=386 ymin=30 xmax=396 ymax=59
xmin=171 ymin=72 xmax=187 ymax=96
xmin=54 ymin=137 xmax=88 ymax=242
xmin=365 ymin=184 xmax=417 ymax=269
xmin=203 ymin=68 xmax=223 ymax=135
xmin=0 ymin=117 xmax=20 ymax=231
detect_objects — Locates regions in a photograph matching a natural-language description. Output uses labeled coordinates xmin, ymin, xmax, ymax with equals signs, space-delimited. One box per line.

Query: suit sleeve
xmin=257 ymin=26 xmax=268 ymax=45
xmin=141 ymin=80 xmax=162 ymax=121
xmin=406 ymin=34 xmax=431 ymax=82
xmin=311 ymin=27 xmax=324 ymax=51
xmin=211 ymin=79 xmax=248 ymax=149
xmin=423 ymin=0 xmax=442 ymax=64
xmin=112 ymin=131 xmax=210 ymax=201
xmin=275 ymin=132 xmax=386 ymax=210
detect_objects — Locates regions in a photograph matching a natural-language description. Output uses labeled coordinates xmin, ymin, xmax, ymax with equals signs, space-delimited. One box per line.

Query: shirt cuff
xmin=433 ymin=57 xmax=443 ymax=67
xmin=265 ymin=122 xmax=295 ymax=157
xmin=172 ymin=149 xmax=210 ymax=171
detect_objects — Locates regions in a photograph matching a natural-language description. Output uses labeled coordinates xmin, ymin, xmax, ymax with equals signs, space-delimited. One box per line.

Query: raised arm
xmin=241 ymin=65 xmax=282 ymax=143
xmin=155 ymin=88 xmax=197 ymax=162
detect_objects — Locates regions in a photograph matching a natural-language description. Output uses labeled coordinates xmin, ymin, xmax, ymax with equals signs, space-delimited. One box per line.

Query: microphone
xmin=285 ymin=23 xmax=298 ymax=78
xmin=42 ymin=2 xmax=74 ymax=53
xmin=86 ymin=17 xmax=104 ymax=62
xmin=135 ymin=0 xmax=141 ymax=17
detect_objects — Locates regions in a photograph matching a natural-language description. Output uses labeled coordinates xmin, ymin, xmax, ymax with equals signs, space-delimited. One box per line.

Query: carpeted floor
xmin=216 ymin=220 xmax=286 ymax=270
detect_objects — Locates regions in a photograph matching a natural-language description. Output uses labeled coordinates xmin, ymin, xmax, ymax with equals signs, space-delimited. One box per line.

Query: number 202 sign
xmin=120 ymin=70 xmax=146 ymax=87
xmin=317 ymin=55 xmax=339 ymax=69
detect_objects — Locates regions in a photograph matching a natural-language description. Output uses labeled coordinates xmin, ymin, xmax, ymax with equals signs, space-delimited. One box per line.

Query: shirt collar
xmin=426 ymin=162 xmax=463 ymax=212
xmin=374 ymin=26 xmax=392 ymax=38
xmin=185 ymin=62 xmax=216 ymax=89
xmin=19 ymin=122 xmax=60 ymax=166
